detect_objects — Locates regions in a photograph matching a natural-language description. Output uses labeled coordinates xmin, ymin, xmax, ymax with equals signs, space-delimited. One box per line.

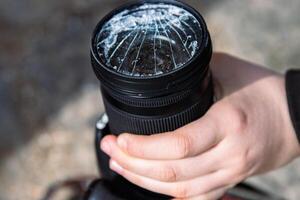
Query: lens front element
xmin=96 ymin=3 xmax=203 ymax=77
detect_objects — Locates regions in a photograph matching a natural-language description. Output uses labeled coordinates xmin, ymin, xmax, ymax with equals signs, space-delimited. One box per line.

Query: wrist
xmin=266 ymin=75 xmax=299 ymax=162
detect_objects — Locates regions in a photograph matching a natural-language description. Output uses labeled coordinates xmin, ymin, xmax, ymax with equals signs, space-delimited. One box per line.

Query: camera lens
xmin=91 ymin=0 xmax=213 ymax=135
xmin=97 ymin=2 xmax=202 ymax=77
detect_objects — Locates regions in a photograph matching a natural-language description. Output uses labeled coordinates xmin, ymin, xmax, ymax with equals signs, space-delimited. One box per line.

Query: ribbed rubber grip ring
xmin=103 ymin=81 xmax=214 ymax=135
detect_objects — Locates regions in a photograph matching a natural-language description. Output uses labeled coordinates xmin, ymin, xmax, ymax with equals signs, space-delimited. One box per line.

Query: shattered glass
xmin=96 ymin=3 xmax=203 ymax=77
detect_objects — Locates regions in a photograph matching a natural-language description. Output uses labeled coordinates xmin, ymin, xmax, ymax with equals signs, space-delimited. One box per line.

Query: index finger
xmin=116 ymin=113 xmax=222 ymax=160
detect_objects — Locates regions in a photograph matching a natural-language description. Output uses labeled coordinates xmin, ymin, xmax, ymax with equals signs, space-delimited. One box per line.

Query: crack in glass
xmin=96 ymin=3 xmax=203 ymax=77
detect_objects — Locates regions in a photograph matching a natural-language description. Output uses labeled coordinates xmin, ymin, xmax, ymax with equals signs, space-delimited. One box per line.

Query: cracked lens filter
xmin=91 ymin=1 xmax=213 ymax=135
xmin=96 ymin=3 xmax=203 ymax=77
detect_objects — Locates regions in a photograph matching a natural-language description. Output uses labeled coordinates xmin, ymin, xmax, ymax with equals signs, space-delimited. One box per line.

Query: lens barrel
xmin=91 ymin=0 xmax=213 ymax=135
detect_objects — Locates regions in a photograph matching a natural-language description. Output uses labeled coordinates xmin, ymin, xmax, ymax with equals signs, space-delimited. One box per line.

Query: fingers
xmin=109 ymin=161 xmax=233 ymax=199
xmin=101 ymin=135 xmax=222 ymax=182
xmin=116 ymin=114 xmax=222 ymax=160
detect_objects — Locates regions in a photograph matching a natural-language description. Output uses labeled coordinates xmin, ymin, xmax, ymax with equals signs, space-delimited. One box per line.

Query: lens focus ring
xmin=103 ymin=79 xmax=213 ymax=135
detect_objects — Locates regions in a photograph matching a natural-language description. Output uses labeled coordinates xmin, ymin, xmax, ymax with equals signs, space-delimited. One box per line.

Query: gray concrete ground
xmin=0 ymin=0 xmax=299 ymax=200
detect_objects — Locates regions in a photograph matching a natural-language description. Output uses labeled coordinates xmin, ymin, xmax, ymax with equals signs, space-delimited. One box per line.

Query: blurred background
xmin=0 ymin=0 xmax=299 ymax=199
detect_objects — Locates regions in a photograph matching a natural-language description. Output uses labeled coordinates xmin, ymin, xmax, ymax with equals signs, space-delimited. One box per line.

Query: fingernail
xmin=101 ymin=141 xmax=111 ymax=155
xmin=110 ymin=160 xmax=123 ymax=173
xmin=117 ymin=135 xmax=128 ymax=150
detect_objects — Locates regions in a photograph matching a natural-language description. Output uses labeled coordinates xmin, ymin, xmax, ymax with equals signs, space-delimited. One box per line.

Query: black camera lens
xmin=97 ymin=2 xmax=203 ymax=77
xmin=91 ymin=0 xmax=213 ymax=135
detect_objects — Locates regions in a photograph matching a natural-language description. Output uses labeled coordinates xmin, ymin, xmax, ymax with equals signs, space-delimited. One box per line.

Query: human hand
xmin=100 ymin=53 xmax=300 ymax=200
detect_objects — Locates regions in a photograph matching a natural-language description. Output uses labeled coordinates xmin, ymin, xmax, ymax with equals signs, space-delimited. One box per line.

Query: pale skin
xmin=101 ymin=53 xmax=300 ymax=200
